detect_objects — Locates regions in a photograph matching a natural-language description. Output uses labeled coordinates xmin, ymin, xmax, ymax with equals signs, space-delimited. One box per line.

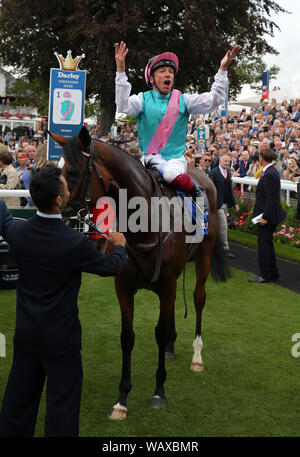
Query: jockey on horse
xmin=115 ymin=41 xmax=242 ymax=199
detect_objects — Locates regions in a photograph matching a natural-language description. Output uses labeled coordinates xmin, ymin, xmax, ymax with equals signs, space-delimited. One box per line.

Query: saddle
xmin=144 ymin=164 xmax=208 ymax=236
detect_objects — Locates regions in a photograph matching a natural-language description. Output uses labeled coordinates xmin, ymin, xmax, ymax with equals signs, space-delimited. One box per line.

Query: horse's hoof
xmin=150 ymin=395 xmax=167 ymax=409
xmin=190 ymin=362 xmax=204 ymax=372
xmin=165 ymin=351 xmax=176 ymax=361
xmin=108 ymin=402 xmax=128 ymax=420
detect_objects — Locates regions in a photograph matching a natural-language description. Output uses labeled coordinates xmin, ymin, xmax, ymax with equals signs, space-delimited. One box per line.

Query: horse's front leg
xmin=150 ymin=281 xmax=176 ymax=409
xmin=108 ymin=278 xmax=135 ymax=420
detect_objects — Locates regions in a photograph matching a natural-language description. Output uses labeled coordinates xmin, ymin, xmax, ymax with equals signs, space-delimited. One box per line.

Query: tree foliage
xmin=0 ymin=0 xmax=287 ymax=134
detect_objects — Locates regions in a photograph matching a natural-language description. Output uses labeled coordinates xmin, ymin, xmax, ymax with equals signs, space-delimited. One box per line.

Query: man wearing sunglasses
xmin=203 ymin=155 xmax=212 ymax=175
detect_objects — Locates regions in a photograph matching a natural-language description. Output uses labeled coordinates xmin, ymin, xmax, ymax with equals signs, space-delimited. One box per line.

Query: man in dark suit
xmin=248 ymin=149 xmax=286 ymax=283
xmin=0 ymin=165 xmax=127 ymax=437
xmin=210 ymin=153 xmax=239 ymax=258
xmin=296 ymin=181 xmax=300 ymax=223
xmin=0 ymin=198 xmax=12 ymax=239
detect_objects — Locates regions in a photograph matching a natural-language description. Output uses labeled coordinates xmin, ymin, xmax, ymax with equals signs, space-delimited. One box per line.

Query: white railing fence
xmin=0 ymin=178 xmax=298 ymax=206
xmin=231 ymin=177 xmax=298 ymax=206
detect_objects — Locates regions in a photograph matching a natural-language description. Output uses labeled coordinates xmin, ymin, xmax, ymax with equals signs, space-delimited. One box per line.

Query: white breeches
xmin=141 ymin=154 xmax=187 ymax=183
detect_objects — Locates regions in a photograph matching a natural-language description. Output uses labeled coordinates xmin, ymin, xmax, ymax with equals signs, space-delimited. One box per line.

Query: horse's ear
xmin=78 ymin=125 xmax=91 ymax=148
xmin=48 ymin=131 xmax=67 ymax=147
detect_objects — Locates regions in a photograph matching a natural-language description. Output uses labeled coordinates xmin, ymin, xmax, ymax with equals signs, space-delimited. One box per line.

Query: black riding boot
xmin=190 ymin=184 xmax=208 ymax=212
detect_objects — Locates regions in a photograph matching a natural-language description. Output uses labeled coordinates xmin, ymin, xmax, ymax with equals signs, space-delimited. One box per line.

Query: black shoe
xmin=248 ymin=275 xmax=269 ymax=283
xmin=190 ymin=185 xmax=208 ymax=212
xmin=270 ymin=275 xmax=280 ymax=282
xmin=226 ymin=251 xmax=235 ymax=259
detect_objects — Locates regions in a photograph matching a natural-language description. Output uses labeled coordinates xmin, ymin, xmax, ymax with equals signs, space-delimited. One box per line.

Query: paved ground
xmin=228 ymin=241 xmax=300 ymax=295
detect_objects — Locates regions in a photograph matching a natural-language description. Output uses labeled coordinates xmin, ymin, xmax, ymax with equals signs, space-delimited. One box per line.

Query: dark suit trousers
xmin=296 ymin=182 xmax=300 ymax=220
xmin=0 ymin=349 xmax=82 ymax=437
xmin=258 ymin=223 xmax=278 ymax=280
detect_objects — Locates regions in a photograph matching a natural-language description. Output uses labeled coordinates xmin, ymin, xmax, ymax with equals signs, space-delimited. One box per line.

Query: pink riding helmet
xmin=144 ymin=52 xmax=179 ymax=88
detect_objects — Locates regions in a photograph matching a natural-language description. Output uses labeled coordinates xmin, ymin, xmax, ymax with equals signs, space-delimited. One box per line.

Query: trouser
xmin=0 ymin=349 xmax=82 ymax=437
xmin=217 ymin=203 xmax=229 ymax=251
xmin=296 ymin=182 xmax=300 ymax=220
xmin=141 ymin=154 xmax=187 ymax=182
xmin=141 ymin=154 xmax=201 ymax=195
xmin=257 ymin=223 xmax=278 ymax=280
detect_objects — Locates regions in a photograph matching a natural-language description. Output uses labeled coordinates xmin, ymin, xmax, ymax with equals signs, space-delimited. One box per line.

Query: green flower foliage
xmin=228 ymin=190 xmax=300 ymax=248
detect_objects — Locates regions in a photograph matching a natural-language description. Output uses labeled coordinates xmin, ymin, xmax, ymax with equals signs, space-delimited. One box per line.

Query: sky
xmin=237 ymin=0 xmax=300 ymax=100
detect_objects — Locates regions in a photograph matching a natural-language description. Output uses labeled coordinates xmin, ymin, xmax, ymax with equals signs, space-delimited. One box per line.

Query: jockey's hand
xmin=220 ymin=45 xmax=242 ymax=71
xmin=115 ymin=41 xmax=128 ymax=73
xmin=107 ymin=231 xmax=126 ymax=247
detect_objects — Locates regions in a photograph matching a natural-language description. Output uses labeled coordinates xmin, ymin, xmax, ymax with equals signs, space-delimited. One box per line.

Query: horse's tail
xmin=210 ymin=232 xmax=232 ymax=282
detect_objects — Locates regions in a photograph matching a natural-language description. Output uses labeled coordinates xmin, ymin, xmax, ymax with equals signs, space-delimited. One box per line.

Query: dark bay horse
xmin=50 ymin=126 xmax=229 ymax=420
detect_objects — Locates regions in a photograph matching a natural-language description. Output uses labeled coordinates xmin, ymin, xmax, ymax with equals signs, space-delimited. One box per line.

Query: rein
xmin=77 ymin=139 xmax=163 ymax=284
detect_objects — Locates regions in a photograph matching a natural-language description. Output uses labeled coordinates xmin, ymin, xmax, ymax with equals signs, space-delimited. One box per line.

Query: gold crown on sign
xmin=54 ymin=50 xmax=85 ymax=71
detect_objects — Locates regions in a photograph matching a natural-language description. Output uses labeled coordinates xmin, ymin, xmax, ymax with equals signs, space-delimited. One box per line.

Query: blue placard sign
xmin=47 ymin=68 xmax=86 ymax=161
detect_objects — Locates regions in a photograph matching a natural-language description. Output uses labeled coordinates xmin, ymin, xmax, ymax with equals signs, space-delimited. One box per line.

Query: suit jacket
xmin=6 ymin=215 xmax=127 ymax=356
xmin=252 ymin=165 xmax=286 ymax=225
xmin=209 ymin=167 xmax=236 ymax=209
xmin=238 ymin=158 xmax=252 ymax=177
xmin=0 ymin=198 xmax=12 ymax=240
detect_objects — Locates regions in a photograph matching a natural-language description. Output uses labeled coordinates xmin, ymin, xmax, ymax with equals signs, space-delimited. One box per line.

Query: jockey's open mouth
xmin=163 ymin=79 xmax=171 ymax=90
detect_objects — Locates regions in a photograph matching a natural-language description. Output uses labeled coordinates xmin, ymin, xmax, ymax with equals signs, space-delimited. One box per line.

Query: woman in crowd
xmin=284 ymin=157 xmax=300 ymax=182
xmin=0 ymin=147 xmax=20 ymax=207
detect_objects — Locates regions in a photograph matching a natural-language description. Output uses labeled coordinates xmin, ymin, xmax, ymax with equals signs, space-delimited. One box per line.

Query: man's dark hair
xmin=30 ymin=165 xmax=64 ymax=212
xmin=259 ymin=148 xmax=276 ymax=163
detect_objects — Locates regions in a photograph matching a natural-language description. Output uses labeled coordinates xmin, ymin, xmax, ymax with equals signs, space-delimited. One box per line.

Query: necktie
xmin=223 ymin=169 xmax=227 ymax=179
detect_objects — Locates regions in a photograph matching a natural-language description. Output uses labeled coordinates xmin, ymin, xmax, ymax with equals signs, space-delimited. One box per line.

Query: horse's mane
xmin=63 ymin=135 xmax=82 ymax=172
xmin=63 ymin=134 xmax=147 ymax=178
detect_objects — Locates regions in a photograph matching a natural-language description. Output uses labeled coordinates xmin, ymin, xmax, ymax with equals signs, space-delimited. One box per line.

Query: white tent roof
xmin=227 ymin=104 xmax=251 ymax=115
xmin=234 ymin=82 xmax=300 ymax=107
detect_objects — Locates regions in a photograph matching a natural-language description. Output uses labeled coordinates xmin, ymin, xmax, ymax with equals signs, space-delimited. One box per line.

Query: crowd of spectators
xmin=1 ymin=96 xmax=300 ymax=209
xmin=183 ymin=98 xmax=300 ymax=184
xmin=0 ymin=127 xmax=47 ymax=207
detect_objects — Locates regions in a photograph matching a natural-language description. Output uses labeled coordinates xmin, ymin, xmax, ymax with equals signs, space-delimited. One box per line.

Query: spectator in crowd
xmin=194 ymin=153 xmax=205 ymax=173
xmin=26 ymin=127 xmax=35 ymax=138
xmin=4 ymin=131 xmax=11 ymax=144
xmin=284 ymin=157 xmax=300 ymax=182
xmin=209 ymin=153 xmax=239 ymax=259
xmin=0 ymin=165 xmax=127 ymax=437
xmin=32 ymin=143 xmax=58 ymax=171
xmin=0 ymin=147 xmax=20 ymax=207
xmin=247 ymin=154 xmax=260 ymax=177
xmin=15 ymin=149 xmax=32 ymax=206
xmin=184 ymin=148 xmax=195 ymax=167
xmin=238 ymin=150 xmax=252 ymax=177
xmin=203 ymin=154 xmax=213 ymax=175
xmin=25 ymin=144 xmax=37 ymax=167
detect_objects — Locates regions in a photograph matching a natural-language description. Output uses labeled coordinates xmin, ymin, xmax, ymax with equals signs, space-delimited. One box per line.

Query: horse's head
xmin=49 ymin=126 xmax=102 ymax=219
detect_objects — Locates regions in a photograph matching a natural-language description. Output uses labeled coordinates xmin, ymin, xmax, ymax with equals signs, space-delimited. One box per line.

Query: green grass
xmin=228 ymin=229 xmax=300 ymax=264
xmin=0 ymin=264 xmax=299 ymax=437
